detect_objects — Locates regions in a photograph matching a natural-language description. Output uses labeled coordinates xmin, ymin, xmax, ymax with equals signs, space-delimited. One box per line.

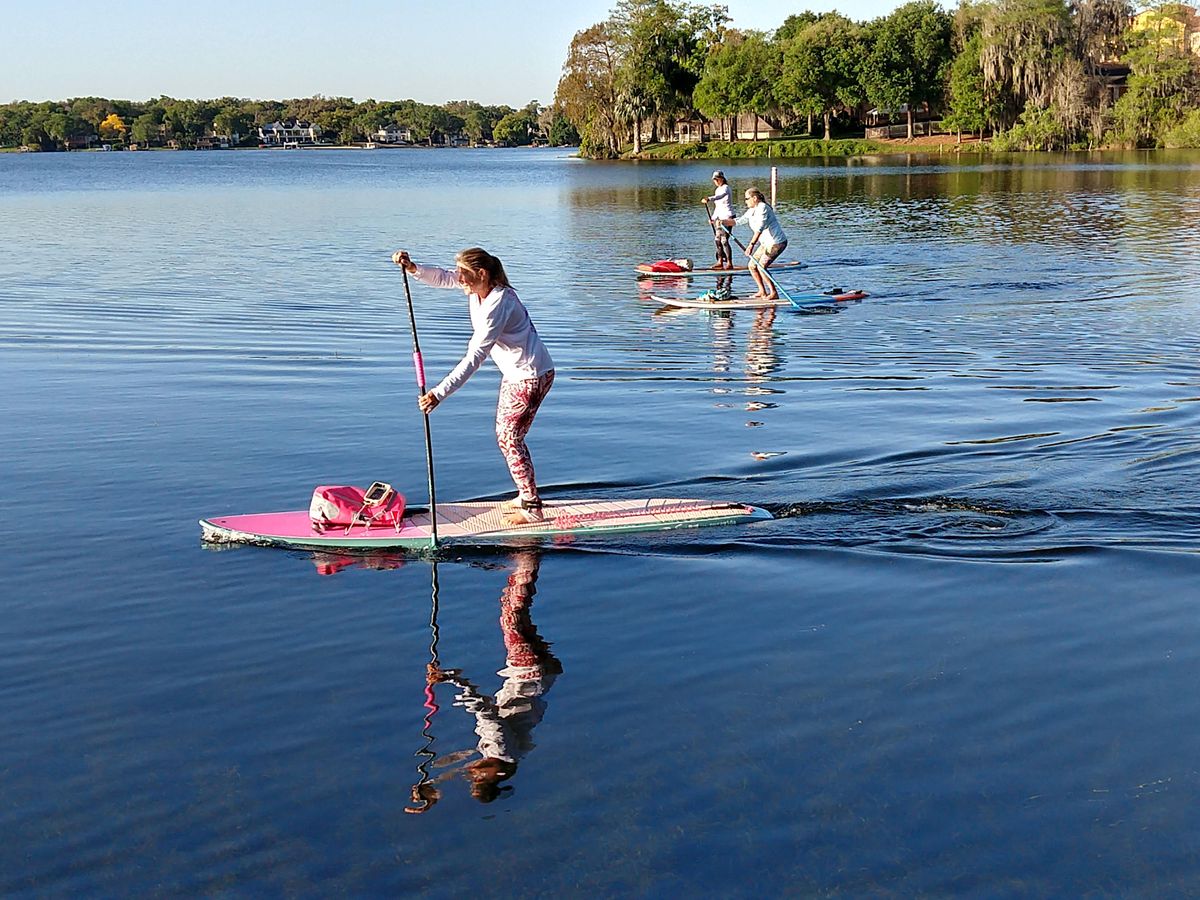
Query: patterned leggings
xmin=495 ymin=370 xmax=555 ymax=502
xmin=714 ymin=219 xmax=733 ymax=266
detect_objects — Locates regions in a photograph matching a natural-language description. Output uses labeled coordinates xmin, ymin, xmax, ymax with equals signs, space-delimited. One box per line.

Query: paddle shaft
xmin=401 ymin=266 xmax=439 ymax=548
xmin=703 ymin=198 xmax=719 ymax=240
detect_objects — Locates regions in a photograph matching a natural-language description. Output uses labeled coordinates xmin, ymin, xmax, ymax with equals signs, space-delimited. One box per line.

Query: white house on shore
xmin=258 ymin=121 xmax=324 ymax=146
xmin=373 ymin=124 xmax=413 ymax=144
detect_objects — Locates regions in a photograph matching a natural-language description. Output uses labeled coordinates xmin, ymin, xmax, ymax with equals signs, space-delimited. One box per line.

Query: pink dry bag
xmin=309 ymin=483 xmax=406 ymax=533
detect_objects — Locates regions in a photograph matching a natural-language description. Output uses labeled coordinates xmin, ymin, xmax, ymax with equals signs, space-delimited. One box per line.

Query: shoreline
xmin=623 ymin=135 xmax=990 ymax=160
xmin=3 ymin=143 xmax=569 ymax=154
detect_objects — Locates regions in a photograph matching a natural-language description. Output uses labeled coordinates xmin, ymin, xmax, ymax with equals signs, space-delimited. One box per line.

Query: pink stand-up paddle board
xmin=201 ymin=497 xmax=772 ymax=550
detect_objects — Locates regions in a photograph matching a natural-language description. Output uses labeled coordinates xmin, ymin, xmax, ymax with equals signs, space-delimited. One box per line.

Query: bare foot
xmin=764 ymin=294 xmax=778 ymax=301
xmin=503 ymin=506 xmax=544 ymax=526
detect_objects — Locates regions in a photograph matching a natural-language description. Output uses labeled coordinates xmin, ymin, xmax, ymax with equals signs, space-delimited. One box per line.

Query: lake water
xmin=2 ymin=147 xmax=1200 ymax=894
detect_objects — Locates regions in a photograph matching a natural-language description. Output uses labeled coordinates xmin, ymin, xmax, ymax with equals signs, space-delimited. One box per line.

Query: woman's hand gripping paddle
xmin=401 ymin=264 xmax=439 ymax=549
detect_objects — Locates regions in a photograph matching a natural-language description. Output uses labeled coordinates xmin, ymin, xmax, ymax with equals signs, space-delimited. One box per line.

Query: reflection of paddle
xmin=400 ymin=265 xmax=438 ymax=549
xmin=405 ymin=562 xmax=443 ymax=814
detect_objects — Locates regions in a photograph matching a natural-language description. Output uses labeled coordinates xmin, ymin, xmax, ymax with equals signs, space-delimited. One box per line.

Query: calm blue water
xmin=3 ymin=147 xmax=1200 ymax=894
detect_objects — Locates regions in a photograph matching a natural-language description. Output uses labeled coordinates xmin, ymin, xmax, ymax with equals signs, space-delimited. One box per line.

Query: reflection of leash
xmin=405 ymin=563 xmax=442 ymax=814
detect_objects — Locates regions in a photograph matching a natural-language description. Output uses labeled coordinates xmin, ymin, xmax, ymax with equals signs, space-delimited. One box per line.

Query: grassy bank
xmin=630 ymin=137 xmax=883 ymax=159
xmin=626 ymin=136 xmax=987 ymax=159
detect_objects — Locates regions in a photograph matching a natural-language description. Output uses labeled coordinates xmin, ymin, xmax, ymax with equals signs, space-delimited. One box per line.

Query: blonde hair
xmin=745 ymin=188 xmax=766 ymax=203
xmin=455 ymin=247 xmax=511 ymax=289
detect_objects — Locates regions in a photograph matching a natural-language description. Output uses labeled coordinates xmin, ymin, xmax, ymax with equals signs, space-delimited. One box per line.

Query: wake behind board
xmin=636 ymin=261 xmax=807 ymax=277
xmin=652 ymin=289 xmax=868 ymax=310
xmin=200 ymin=497 xmax=772 ymax=551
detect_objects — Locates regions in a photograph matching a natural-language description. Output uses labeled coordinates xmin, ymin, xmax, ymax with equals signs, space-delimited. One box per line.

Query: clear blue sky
xmin=5 ymin=0 xmax=911 ymax=106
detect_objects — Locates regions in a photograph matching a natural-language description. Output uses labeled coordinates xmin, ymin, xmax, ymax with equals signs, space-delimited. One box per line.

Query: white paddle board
xmin=651 ymin=289 xmax=868 ymax=309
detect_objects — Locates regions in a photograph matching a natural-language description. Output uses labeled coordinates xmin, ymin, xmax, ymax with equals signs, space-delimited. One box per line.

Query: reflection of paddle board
xmin=651 ymin=290 xmax=868 ymax=310
xmin=635 ymin=261 xmax=807 ymax=277
xmin=201 ymin=497 xmax=772 ymax=550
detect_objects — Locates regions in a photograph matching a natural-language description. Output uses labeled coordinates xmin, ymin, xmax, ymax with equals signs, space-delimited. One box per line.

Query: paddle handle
xmin=412 ymin=351 xmax=426 ymax=392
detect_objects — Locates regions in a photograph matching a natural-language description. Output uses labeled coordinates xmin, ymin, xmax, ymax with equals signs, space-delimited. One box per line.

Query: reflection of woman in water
xmin=405 ymin=551 xmax=560 ymax=811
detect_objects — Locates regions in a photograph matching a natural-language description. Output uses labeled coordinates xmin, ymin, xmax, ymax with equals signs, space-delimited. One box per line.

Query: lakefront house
xmin=258 ymin=121 xmax=323 ymax=146
xmin=673 ymin=113 xmax=782 ymax=142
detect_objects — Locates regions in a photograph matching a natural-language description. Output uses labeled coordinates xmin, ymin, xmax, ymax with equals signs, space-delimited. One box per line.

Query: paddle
xmin=401 ymin=264 xmax=439 ymax=549
xmin=703 ymin=198 xmax=720 ymax=243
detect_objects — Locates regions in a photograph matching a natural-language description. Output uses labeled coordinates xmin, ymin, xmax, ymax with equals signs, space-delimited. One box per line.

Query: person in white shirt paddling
xmin=393 ymin=247 xmax=555 ymax=525
xmin=701 ymin=170 xmax=736 ymax=270
xmin=733 ymin=187 xmax=789 ymax=301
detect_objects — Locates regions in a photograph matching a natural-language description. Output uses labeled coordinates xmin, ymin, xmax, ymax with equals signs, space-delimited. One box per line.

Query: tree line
xmin=555 ymin=0 xmax=1200 ymax=156
xmin=0 ymin=96 xmax=581 ymax=151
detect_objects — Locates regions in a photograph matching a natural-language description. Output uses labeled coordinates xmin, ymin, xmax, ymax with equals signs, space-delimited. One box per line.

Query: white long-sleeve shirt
xmin=412 ymin=264 xmax=554 ymax=402
xmin=735 ymin=202 xmax=788 ymax=249
xmin=705 ymin=183 xmax=734 ymax=220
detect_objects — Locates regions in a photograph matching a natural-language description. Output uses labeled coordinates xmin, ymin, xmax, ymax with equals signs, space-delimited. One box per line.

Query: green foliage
xmin=556 ymin=22 xmax=622 ymax=156
xmin=980 ymin=0 xmax=1073 ymax=128
xmin=942 ymin=31 xmax=993 ymax=135
xmin=1163 ymin=107 xmax=1200 ymax=146
xmin=635 ymin=137 xmax=885 ymax=158
xmin=212 ymin=108 xmax=251 ymax=141
xmin=547 ymin=111 xmax=581 ymax=146
xmin=989 ymin=101 xmax=1076 ymax=148
xmin=129 ymin=114 xmax=159 ymax=145
xmin=610 ymin=0 xmax=728 ymax=147
xmin=12 ymin=0 xmax=1200 ymax=159
xmin=1108 ymin=16 xmax=1200 ymax=147
xmin=445 ymin=101 xmax=514 ymax=145
xmin=774 ymin=12 xmax=820 ymax=43
xmin=862 ymin=1 xmax=953 ymax=137
xmin=776 ymin=13 xmax=864 ymax=140
xmin=493 ymin=109 xmax=539 ymax=146
xmin=0 ymin=94 xmax=522 ymax=150
xmin=695 ymin=30 xmax=779 ymax=138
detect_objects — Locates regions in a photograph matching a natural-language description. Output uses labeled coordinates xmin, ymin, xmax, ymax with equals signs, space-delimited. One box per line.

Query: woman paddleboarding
xmin=393 ymin=247 xmax=555 ymax=524
xmin=701 ymin=170 xmax=736 ymax=270
xmin=734 ymin=188 xmax=789 ymax=301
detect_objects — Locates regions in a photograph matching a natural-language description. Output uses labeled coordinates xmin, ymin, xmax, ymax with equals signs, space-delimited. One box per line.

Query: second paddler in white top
xmin=702 ymin=170 xmax=737 ymax=270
